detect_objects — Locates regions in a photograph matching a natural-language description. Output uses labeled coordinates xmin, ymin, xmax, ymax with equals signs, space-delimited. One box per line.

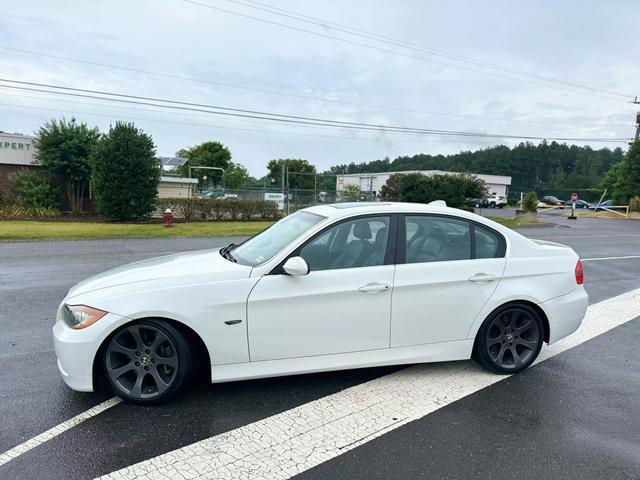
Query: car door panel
xmin=247 ymin=265 xmax=395 ymax=361
xmin=247 ymin=214 xmax=396 ymax=362
xmin=391 ymin=214 xmax=506 ymax=348
xmin=391 ymin=258 xmax=505 ymax=347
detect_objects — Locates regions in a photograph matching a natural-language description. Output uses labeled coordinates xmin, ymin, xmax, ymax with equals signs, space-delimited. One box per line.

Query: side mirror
xmin=282 ymin=256 xmax=309 ymax=276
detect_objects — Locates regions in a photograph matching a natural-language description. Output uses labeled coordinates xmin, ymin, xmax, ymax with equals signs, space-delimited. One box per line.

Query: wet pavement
xmin=1 ymin=216 xmax=639 ymax=479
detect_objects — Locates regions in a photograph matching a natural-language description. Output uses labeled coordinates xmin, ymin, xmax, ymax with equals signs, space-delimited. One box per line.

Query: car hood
xmin=66 ymin=248 xmax=252 ymax=300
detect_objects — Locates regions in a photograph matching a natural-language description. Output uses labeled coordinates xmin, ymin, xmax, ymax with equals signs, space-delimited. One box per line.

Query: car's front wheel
xmin=102 ymin=320 xmax=193 ymax=404
xmin=474 ymin=304 xmax=543 ymax=374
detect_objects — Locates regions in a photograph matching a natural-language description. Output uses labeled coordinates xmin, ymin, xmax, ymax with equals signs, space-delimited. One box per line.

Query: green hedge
xmin=157 ymin=198 xmax=280 ymax=220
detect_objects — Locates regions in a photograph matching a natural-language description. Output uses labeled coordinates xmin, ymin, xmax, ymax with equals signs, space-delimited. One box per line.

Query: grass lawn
xmin=486 ymin=216 xmax=548 ymax=228
xmin=0 ymin=220 xmax=275 ymax=241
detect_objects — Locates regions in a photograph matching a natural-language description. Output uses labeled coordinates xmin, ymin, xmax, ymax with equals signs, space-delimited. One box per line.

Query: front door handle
xmin=359 ymin=282 xmax=390 ymax=293
xmin=468 ymin=273 xmax=497 ymax=283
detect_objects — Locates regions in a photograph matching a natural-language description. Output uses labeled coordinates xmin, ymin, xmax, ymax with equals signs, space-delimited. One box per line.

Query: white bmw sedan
xmin=54 ymin=202 xmax=588 ymax=404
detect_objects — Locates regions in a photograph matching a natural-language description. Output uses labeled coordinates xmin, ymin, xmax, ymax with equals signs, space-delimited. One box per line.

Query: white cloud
xmin=1 ymin=0 xmax=638 ymax=176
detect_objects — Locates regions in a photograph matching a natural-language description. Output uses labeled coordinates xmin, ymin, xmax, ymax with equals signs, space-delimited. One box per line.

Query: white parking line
xmin=99 ymin=288 xmax=640 ymax=480
xmin=582 ymin=255 xmax=640 ymax=261
xmin=0 ymin=397 xmax=121 ymax=467
xmin=532 ymin=234 xmax=640 ymax=239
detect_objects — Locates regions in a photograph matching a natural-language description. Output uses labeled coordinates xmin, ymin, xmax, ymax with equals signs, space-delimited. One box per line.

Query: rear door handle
xmin=468 ymin=273 xmax=497 ymax=283
xmin=359 ymin=282 xmax=390 ymax=293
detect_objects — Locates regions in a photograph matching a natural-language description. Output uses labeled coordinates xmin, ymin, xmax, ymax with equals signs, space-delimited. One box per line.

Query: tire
xmin=490 ymin=202 xmax=496 ymax=208
xmin=102 ymin=319 xmax=193 ymax=405
xmin=498 ymin=204 xmax=505 ymax=209
xmin=474 ymin=303 xmax=543 ymax=374
xmin=475 ymin=203 xmax=480 ymax=208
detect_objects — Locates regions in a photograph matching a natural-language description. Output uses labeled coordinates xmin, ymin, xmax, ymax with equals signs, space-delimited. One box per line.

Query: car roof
xmin=303 ymin=201 xmax=485 ymax=222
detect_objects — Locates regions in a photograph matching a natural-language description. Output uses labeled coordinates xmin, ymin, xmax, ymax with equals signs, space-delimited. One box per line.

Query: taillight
xmin=575 ymin=259 xmax=584 ymax=285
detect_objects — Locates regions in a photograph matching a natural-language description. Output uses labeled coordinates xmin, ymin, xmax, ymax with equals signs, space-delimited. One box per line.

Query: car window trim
xmin=268 ymin=213 xmax=397 ymax=275
xmin=397 ymin=213 xmax=506 ymax=264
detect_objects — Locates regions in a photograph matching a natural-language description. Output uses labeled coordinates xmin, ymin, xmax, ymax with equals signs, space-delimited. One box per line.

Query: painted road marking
xmin=99 ymin=288 xmax=640 ymax=480
xmin=0 ymin=397 xmax=121 ymax=467
xmin=532 ymin=234 xmax=640 ymax=239
xmin=582 ymin=255 xmax=640 ymax=261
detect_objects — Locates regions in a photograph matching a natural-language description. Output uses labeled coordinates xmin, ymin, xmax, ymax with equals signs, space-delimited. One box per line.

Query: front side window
xmin=405 ymin=216 xmax=471 ymax=263
xmin=232 ymin=211 xmax=325 ymax=266
xmin=299 ymin=216 xmax=390 ymax=271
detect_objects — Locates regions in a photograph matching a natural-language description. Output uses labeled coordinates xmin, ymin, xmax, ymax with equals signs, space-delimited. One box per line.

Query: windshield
xmin=230 ymin=211 xmax=326 ymax=266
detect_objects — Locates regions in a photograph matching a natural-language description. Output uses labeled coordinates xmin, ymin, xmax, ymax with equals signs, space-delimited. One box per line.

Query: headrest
xmin=353 ymin=221 xmax=373 ymax=239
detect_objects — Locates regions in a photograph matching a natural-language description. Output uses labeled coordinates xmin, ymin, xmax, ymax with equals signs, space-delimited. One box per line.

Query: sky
xmin=1 ymin=0 xmax=639 ymax=177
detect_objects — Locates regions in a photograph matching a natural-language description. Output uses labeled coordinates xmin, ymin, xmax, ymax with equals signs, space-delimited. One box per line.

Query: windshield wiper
xmin=220 ymin=243 xmax=237 ymax=262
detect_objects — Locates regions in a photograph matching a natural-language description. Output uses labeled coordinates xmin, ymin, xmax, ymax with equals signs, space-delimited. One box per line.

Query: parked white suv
xmin=486 ymin=194 xmax=507 ymax=208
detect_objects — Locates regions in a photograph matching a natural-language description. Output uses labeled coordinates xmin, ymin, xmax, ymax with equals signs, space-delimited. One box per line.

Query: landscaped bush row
xmin=157 ymin=198 xmax=281 ymax=220
xmin=0 ymin=204 xmax=61 ymax=218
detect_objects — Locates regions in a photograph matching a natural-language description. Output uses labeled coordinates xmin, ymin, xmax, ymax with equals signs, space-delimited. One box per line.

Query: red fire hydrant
xmin=163 ymin=208 xmax=174 ymax=228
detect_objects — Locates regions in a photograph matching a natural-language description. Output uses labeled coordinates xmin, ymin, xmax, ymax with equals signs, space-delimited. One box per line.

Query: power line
xmin=0 ymin=46 xmax=619 ymax=128
xmin=0 ymin=101 xmax=493 ymax=144
xmin=179 ymin=0 xmax=630 ymax=103
xmin=0 ymin=78 xmax=631 ymax=143
xmin=228 ymin=0 xmax=631 ymax=99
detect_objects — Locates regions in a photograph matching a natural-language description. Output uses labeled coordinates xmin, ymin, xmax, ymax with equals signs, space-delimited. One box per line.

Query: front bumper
xmin=53 ymin=310 xmax=130 ymax=392
xmin=540 ymin=287 xmax=589 ymax=344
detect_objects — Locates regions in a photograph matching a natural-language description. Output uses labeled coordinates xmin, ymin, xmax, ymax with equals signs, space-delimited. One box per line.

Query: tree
xmin=222 ymin=162 xmax=250 ymax=189
xmin=266 ymin=159 xmax=316 ymax=190
xmin=91 ymin=122 xmax=160 ymax=220
xmin=326 ymin=142 xmax=623 ymax=193
xmin=521 ymin=192 xmax=538 ymax=212
xmin=380 ymin=173 xmax=404 ymax=200
xmin=392 ymin=173 xmax=485 ymax=207
xmin=341 ymin=184 xmax=363 ymax=201
xmin=34 ymin=117 xmax=99 ymax=213
xmin=176 ymin=141 xmax=231 ymax=187
xmin=601 ymin=141 xmax=640 ymax=205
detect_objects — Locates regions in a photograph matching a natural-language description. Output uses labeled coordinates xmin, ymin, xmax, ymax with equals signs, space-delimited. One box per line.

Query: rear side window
xmin=405 ymin=216 xmax=471 ymax=263
xmin=475 ymin=224 xmax=504 ymax=258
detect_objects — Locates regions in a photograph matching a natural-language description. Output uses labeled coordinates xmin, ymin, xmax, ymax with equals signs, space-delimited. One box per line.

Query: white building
xmin=0 ymin=132 xmax=37 ymax=166
xmin=336 ymin=170 xmax=512 ymax=198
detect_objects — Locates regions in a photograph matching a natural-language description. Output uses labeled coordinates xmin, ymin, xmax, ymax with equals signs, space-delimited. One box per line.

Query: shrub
xmin=0 ymin=204 xmax=60 ymax=218
xmin=91 ymin=122 xmax=160 ymax=221
xmin=158 ymin=198 xmax=280 ymax=220
xmin=522 ymin=192 xmax=538 ymax=212
xmin=257 ymin=200 xmax=278 ymax=219
xmin=390 ymin=173 xmax=486 ymax=207
xmin=174 ymin=198 xmax=197 ymax=220
xmin=195 ymin=198 xmax=212 ymax=219
xmin=629 ymin=196 xmax=640 ymax=213
xmin=8 ymin=170 xmax=62 ymax=209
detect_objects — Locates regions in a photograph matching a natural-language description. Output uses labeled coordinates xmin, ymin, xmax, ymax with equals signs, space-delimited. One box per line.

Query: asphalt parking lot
xmin=1 ymin=215 xmax=639 ymax=479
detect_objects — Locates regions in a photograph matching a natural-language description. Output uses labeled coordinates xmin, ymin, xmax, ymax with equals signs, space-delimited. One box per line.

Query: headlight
xmin=63 ymin=305 xmax=108 ymax=330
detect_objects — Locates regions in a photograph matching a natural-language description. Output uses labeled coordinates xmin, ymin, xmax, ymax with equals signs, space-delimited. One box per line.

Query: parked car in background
xmin=201 ymin=191 xmax=239 ymax=200
xmin=465 ymin=197 xmax=486 ymax=208
xmin=54 ymin=201 xmax=588 ymax=404
xmin=566 ymin=199 xmax=591 ymax=209
xmin=541 ymin=196 xmax=565 ymax=206
xmin=485 ymin=194 xmax=507 ymax=208
xmin=592 ymin=200 xmax=612 ymax=208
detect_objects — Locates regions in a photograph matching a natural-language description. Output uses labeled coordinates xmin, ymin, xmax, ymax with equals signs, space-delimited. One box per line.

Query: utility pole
xmin=286 ymin=166 xmax=290 ymax=215
xmin=631 ymin=97 xmax=640 ymax=144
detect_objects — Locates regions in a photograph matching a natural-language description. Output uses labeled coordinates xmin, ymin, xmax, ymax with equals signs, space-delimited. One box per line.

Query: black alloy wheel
xmin=475 ymin=304 xmax=543 ymax=374
xmin=103 ymin=320 xmax=193 ymax=404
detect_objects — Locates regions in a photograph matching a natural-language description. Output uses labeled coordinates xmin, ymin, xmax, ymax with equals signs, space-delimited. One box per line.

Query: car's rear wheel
xmin=103 ymin=320 xmax=193 ymax=405
xmin=475 ymin=304 xmax=543 ymax=374
xmin=490 ymin=202 xmax=496 ymax=208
